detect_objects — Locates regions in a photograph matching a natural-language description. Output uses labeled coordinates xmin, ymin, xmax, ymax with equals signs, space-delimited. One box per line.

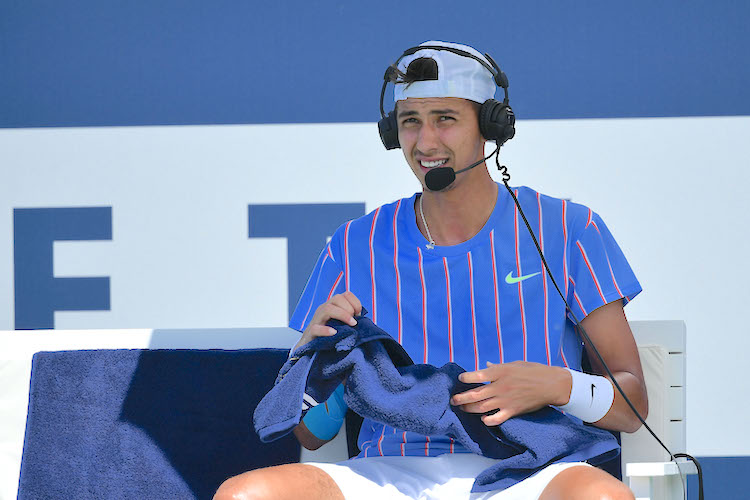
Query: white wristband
xmin=555 ymin=369 xmax=615 ymax=423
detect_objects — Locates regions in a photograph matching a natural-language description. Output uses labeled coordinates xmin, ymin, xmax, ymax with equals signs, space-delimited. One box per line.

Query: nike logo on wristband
xmin=505 ymin=271 xmax=541 ymax=284
xmin=590 ymin=383 xmax=596 ymax=407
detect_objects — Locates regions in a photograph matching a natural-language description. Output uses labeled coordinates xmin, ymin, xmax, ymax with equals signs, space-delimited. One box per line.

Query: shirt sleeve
xmin=566 ymin=210 xmax=642 ymax=321
xmin=289 ymin=240 xmax=346 ymax=332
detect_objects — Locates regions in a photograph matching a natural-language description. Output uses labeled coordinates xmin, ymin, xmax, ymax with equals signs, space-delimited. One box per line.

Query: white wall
xmin=1 ymin=116 xmax=748 ymax=456
xmin=502 ymin=116 xmax=750 ymax=457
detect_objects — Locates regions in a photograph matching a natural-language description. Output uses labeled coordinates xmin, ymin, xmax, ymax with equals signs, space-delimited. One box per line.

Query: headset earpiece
xmin=479 ymin=99 xmax=516 ymax=145
xmin=378 ymin=111 xmax=400 ymax=150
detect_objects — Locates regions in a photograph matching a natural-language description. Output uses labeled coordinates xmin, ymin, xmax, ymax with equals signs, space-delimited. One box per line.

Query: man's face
xmin=396 ymin=97 xmax=485 ymax=191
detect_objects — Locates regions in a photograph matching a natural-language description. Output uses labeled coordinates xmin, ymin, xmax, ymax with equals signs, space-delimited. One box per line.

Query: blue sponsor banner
xmin=1 ymin=1 xmax=749 ymax=128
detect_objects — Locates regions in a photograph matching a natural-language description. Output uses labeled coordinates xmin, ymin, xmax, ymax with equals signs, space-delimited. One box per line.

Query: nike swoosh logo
xmin=505 ymin=271 xmax=541 ymax=284
xmin=590 ymin=383 xmax=595 ymax=407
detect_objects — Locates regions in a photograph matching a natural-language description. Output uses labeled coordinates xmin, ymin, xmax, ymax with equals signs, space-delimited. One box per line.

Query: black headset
xmin=378 ymin=45 xmax=516 ymax=150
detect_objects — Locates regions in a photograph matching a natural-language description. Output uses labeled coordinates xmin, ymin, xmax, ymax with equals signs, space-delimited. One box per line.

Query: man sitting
xmin=215 ymin=40 xmax=646 ymax=500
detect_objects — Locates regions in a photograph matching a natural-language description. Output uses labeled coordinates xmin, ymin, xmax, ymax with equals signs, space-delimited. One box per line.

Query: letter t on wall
xmin=249 ymin=203 xmax=365 ymax=322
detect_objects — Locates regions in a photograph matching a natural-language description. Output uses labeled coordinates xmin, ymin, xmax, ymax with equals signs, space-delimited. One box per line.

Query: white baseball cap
xmin=393 ymin=41 xmax=497 ymax=104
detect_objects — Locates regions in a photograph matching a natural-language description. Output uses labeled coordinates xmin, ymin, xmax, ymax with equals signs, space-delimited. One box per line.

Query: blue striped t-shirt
xmin=289 ymin=184 xmax=641 ymax=458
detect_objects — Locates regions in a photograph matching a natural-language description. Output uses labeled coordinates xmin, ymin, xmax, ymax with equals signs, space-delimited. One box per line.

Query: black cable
xmin=494 ymin=153 xmax=703 ymax=500
xmin=674 ymin=453 xmax=703 ymax=500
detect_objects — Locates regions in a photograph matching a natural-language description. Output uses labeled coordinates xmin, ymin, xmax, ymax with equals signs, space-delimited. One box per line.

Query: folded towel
xmin=253 ymin=311 xmax=619 ymax=492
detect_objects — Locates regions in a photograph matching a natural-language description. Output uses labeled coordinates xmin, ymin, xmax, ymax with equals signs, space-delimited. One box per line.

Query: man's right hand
xmin=293 ymin=291 xmax=362 ymax=352
xmin=292 ymin=292 xmax=360 ymax=450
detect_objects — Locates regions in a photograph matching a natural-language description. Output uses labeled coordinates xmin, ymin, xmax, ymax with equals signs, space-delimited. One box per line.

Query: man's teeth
xmin=420 ymin=159 xmax=448 ymax=168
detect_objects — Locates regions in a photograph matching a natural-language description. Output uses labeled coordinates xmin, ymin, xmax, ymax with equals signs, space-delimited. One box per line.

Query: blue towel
xmin=19 ymin=349 xmax=300 ymax=500
xmin=253 ymin=311 xmax=620 ymax=492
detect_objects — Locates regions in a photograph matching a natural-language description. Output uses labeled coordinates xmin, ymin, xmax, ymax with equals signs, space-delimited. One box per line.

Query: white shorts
xmin=305 ymin=454 xmax=591 ymax=500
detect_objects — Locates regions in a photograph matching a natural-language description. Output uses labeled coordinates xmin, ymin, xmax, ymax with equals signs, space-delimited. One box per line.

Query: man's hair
xmin=391 ymin=56 xmax=482 ymax=118
xmin=389 ymin=57 xmax=439 ymax=88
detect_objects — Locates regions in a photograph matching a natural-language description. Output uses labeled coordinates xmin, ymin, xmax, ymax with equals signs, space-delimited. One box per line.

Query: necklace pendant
xmin=419 ymin=196 xmax=436 ymax=251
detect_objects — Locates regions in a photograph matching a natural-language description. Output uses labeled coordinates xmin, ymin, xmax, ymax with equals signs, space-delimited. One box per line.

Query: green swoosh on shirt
xmin=505 ymin=271 xmax=541 ymax=284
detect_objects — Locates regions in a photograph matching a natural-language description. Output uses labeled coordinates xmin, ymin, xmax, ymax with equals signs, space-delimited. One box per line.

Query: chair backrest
xmin=621 ymin=320 xmax=688 ymax=500
xmin=621 ymin=320 xmax=687 ymax=465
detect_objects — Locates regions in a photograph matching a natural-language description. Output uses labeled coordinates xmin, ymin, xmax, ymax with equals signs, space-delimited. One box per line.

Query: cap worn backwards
xmin=394 ymin=41 xmax=497 ymax=105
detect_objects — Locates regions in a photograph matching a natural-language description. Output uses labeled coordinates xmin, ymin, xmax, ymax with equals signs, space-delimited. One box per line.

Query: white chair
xmin=0 ymin=320 xmax=696 ymax=500
xmin=622 ymin=320 xmax=698 ymax=500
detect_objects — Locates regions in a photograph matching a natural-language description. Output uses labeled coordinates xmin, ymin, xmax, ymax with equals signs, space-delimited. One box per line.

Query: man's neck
xmin=418 ymin=172 xmax=498 ymax=247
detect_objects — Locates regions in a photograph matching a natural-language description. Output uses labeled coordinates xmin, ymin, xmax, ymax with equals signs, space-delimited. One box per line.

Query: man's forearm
xmin=293 ymin=421 xmax=333 ymax=451
xmin=590 ymin=370 xmax=648 ymax=433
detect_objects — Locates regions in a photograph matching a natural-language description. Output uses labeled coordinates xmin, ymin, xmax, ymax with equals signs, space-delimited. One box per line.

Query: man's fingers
xmin=341 ymin=291 xmax=363 ymax=316
xmin=313 ymin=301 xmax=357 ymax=327
xmin=458 ymin=370 xmax=485 ymax=384
xmin=457 ymin=400 xmax=490 ymax=414
xmin=303 ymin=292 xmax=365 ymax=349
xmin=308 ymin=324 xmax=338 ymax=337
xmin=296 ymin=291 xmax=365 ymax=351
xmin=308 ymin=292 xmax=365 ymax=330
xmin=325 ymin=303 xmax=359 ymax=326
xmin=454 ymin=394 xmax=504 ymax=414
xmin=328 ymin=295 xmax=356 ymax=316
xmin=451 ymin=385 xmax=491 ymax=406
xmin=328 ymin=295 xmax=359 ymax=325
xmin=458 ymin=365 xmax=499 ymax=384
xmin=481 ymin=408 xmax=513 ymax=427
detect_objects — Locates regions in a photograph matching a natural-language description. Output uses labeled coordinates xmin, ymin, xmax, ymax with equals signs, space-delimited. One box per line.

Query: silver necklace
xmin=419 ymin=195 xmax=435 ymax=249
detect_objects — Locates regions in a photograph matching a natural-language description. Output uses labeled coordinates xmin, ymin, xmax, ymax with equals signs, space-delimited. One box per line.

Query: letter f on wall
xmin=13 ymin=207 xmax=112 ymax=330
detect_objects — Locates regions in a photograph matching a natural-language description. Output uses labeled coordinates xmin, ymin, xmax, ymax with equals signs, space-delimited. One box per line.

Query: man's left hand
xmin=450 ymin=361 xmax=571 ymax=426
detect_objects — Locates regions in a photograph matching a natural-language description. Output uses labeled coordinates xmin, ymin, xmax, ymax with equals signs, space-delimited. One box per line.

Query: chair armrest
xmin=625 ymin=459 xmax=698 ymax=477
xmin=625 ymin=460 xmax=697 ymax=500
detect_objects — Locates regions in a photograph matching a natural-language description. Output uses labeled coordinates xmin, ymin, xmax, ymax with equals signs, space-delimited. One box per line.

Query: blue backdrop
xmin=1 ymin=1 xmax=749 ymax=128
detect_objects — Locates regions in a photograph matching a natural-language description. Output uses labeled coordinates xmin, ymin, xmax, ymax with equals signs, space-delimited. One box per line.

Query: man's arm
xmin=451 ymin=299 xmax=648 ymax=433
xmin=293 ymin=420 xmax=333 ymax=450
xmin=577 ymin=299 xmax=648 ymax=432
xmin=291 ymin=291 xmax=361 ymax=449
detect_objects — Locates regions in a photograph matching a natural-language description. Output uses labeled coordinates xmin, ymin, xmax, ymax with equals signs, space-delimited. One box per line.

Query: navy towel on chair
xmin=254 ymin=311 xmax=620 ymax=493
xmin=18 ymin=349 xmax=300 ymax=500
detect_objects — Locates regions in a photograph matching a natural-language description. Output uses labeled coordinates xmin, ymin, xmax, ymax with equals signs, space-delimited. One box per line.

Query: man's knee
xmin=213 ymin=464 xmax=343 ymax=500
xmin=213 ymin=469 xmax=273 ymax=500
xmin=541 ymin=466 xmax=635 ymax=500
xmin=579 ymin=476 xmax=635 ymax=500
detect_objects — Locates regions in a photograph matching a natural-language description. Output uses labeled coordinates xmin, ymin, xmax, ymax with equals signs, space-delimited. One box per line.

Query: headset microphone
xmin=424 ymin=152 xmax=494 ymax=191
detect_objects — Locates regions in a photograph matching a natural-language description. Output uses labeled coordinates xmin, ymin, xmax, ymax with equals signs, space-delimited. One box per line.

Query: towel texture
xmin=19 ymin=349 xmax=299 ymax=500
xmin=254 ymin=311 xmax=619 ymax=492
